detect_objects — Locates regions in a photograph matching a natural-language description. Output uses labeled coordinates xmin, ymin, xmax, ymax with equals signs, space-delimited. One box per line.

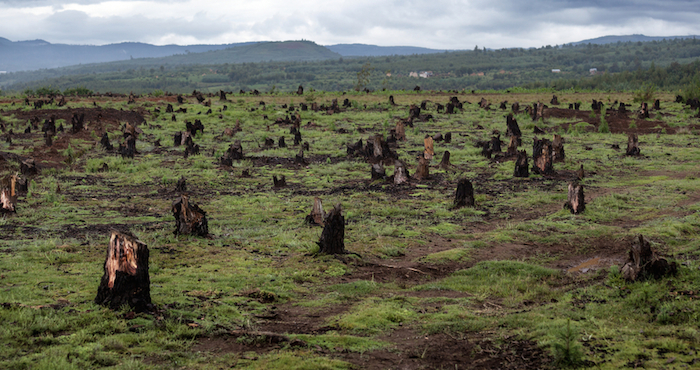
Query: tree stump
xmin=297 ymin=85 xmax=304 ymax=95
xmin=278 ymin=136 xmax=286 ymax=148
xmin=626 ymin=134 xmax=640 ymax=156
xmin=171 ymin=194 xmax=208 ymax=237
xmin=395 ymin=121 xmax=406 ymax=141
xmin=415 ymin=156 xmax=430 ymax=179
xmin=295 ymin=149 xmax=306 ymax=165
xmin=564 ymin=183 xmax=585 ymax=214
xmin=393 ymin=160 xmax=409 ymax=185
xmin=294 ymin=131 xmax=302 ymax=146
xmin=513 ymin=150 xmax=529 ymax=177
xmin=424 ymin=136 xmax=434 ymax=160
xmin=490 ymin=135 xmax=501 ymax=154
xmin=176 ymin=176 xmax=187 ymax=193
xmin=371 ymin=163 xmax=385 ymax=180
xmin=638 ymin=102 xmax=649 ymax=119
xmin=552 ymin=135 xmax=565 ymax=162
xmin=120 ymin=135 xmax=136 ymax=158
xmin=389 ymin=95 xmax=397 ymax=106
xmin=550 ymin=95 xmax=559 ymax=105
xmin=71 ymin=113 xmax=85 ymax=134
xmin=439 ymin=151 xmax=452 ymax=170
xmin=20 ymin=159 xmax=38 ymax=176
xmin=577 ymin=164 xmax=584 ymax=180
xmin=653 ymin=99 xmax=660 ymax=110
xmin=444 ymin=132 xmax=452 ymax=143
xmin=100 ymin=133 xmax=113 ymax=151
xmin=219 ymin=90 xmax=227 ymax=101
xmin=305 ymin=197 xmax=325 ymax=226
xmin=453 ymin=179 xmax=475 ymax=209
xmin=318 ymin=204 xmax=345 ymax=254
xmin=532 ymin=137 xmax=554 ymax=175
xmin=0 ymin=175 xmax=17 ymax=213
xmin=94 ymin=230 xmax=151 ymax=312
xmin=511 ymin=102 xmax=520 ymax=113
xmin=621 ymin=235 xmax=678 ymax=282
xmin=273 ymin=175 xmax=286 ymax=188
xmin=506 ymin=114 xmax=522 ymax=138
xmin=506 ymin=136 xmax=519 ymax=157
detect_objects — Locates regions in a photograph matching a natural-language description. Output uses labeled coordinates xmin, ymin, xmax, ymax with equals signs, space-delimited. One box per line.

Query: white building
xmin=551 ymin=69 xmax=561 ymax=73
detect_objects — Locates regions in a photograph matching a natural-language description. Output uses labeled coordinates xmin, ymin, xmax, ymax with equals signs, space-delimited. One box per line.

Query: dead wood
xmin=305 ymin=197 xmax=325 ymax=226
xmin=424 ymin=136 xmax=435 ymax=160
xmin=371 ymin=163 xmax=386 ymax=180
xmin=563 ymin=183 xmax=585 ymax=214
xmin=100 ymin=133 xmax=113 ymax=151
xmin=20 ymin=159 xmax=38 ymax=176
xmin=0 ymin=175 xmax=17 ymax=213
xmin=389 ymin=95 xmax=397 ymax=106
xmin=278 ymin=136 xmax=286 ymax=148
xmin=513 ymin=150 xmax=529 ymax=177
xmin=219 ymin=90 xmax=227 ymax=101
xmin=171 ymin=194 xmax=208 ymax=237
xmin=506 ymin=136 xmax=519 ymax=157
xmin=577 ymin=164 xmax=584 ymax=180
xmin=552 ymin=134 xmax=565 ymax=162
xmin=621 ymin=235 xmax=678 ymax=282
xmin=273 ymin=175 xmax=286 ymax=188
xmin=393 ymin=160 xmax=410 ymax=185
xmin=638 ymin=102 xmax=649 ymax=119
xmin=317 ymin=204 xmax=346 ymax=254
xmin=296 ymin=85 xmax=304 ymax=95
xmin=532 ymin=137 xmax=554 ymax=175
xmin=626 ymin=133 xmax=640 ymax=156
xmin=550 ymin=95 xmax=559 ymax=105
xmin=395 ymin=121 xmax=406 ymax=141
xmin=295 ymin=149 xmax=306 ymax=165
xmin=439 ymin=151 xmax=452 ymax=170
xmin=444 ymin=132 xmax=452 ymax=143
xmin=176 ymin=177 xmax=187 ymax=193
xmin=94 ymin=230 xmax=151 ymax=312
xmin=415 ymin=156 xmax=430 ymax=179
xmin=70 ymin=113 xmax=85 ymax=134
xmin=506 ymin=114 xmax=522 ymax=140
xmin=453 ymin=178 xmax=475 ymax=209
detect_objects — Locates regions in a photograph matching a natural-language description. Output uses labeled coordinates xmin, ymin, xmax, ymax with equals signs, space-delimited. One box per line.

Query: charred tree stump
xmin=120 ymin=135 xmax=136 ymax=158
xmin=395 ymin=121 xmax=406 ymax=141
xmin=294 ymin=131 xmax=302 ymax=146
xmin=273 ymin=175 xmax=286 ymax=188
xmin=552 ymin=135 xmax=565 ymax=162
xmin=295 ymin=149 xmax=306 ymax=165
xmin=20 ymin=159 xmax=38 ymax=176
xmin=1 ymin=175 xmax=17 ymax=213
xmin=506 ymin=136 xmax=519 ymax=157
xmin=621 ymin=235 xmax=678 ymax=282
xmin=219 ymin=90 xmax=227 ymax=101
xmin=371 ymin=163 xmax=386 ymax=180
xmin=317 ymin=204 xmax=345 ymax=254
xmin=171 ymin=194 xmax=208 ymax=237
xmin=514 ymin=150 xmax=529 ymax=177
xmin=94 ymin=231 xmax=151 ymax=312
xmin=653 ymin=99 xmax=660 ymax=110
xmin=389 ymin=95 xmax=397 ymax=106
xmin=393 ymin=160 xmax=409 ymax=185
xmin=415 ymin=157 xmax=430 ymax=180
xmin=550 ymin=95 xmax=559 ymax=105
xmin=638 ymin=102 xmax=649 ymax=119
xmin=444 ymin=132 xmax=452 ymax=143
xmin=166 ymin=104 xmax=174 ymax=113
xmin=490 ymin=135 xmax=502 ymax=154
xmin=278 ymin=136 xmax=286 ymax=148
xmin=454 ymin=179 xmax=475 ymax=208
xmin=532 ymin=137 xmax=554 ymax=175
xmin=100 ymin=133 xmax=113 ymax=151
xmin=297 ymin=85 xmax=304 ymax=95
xmin=305 ymin=197 xmax=325 ymax=226
xmin=564 ymin=183 xmax=585 ymax=214
xmin=626 ymin=134 xmax=640 ymax=156
xmin=439 ymin=151 xmax=452 ymax=170
xmin=71 ymin=113 xmax=85 ymax=134
xmin=511 ymin=102 xmax=520 ymax=113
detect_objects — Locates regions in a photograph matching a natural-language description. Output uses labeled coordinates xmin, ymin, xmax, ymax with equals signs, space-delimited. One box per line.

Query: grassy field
xmin=1 ymin=89 xmax=699 ymax=369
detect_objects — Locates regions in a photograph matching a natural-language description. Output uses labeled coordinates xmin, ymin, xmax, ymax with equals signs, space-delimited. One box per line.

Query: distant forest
xmin=2 ymin=37 xmax=700 ymax=95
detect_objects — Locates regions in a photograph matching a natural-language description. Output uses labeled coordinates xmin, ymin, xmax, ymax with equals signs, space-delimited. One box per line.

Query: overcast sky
xmin=1 ymin=0 xmax=699 ymax=49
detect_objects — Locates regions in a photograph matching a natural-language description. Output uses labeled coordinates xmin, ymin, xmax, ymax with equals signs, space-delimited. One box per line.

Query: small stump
xmin=514 ymin=150 xmax=529 ymax=177
xmin=95 ymin=230 xmax=151 ymax=312
xmin=171 ymin=194 xmax=209 ymax=237
xmin=454 ymin=179 xmax=475 ymax=209
xmin=532 ymin=137 xmax=554 ymax=175
xmin=318 ymin=204 xmax=345 ymax=254
xmin=564 ymin=183 xmax=585 ymax=214
xmin=626 ymin=134 xmax=640 ymax=156
xmin=415 ymin=156 xmax=430 ymax=179
xmin=1 ymin=175 xmax=17 ymax=213
xmin=305 ymin=197 xmax=325 ymax=226
xmin=393 ymin=160 xmax=410 ymax=185
xmin=439 ymin=151 xmax=452 ymax=170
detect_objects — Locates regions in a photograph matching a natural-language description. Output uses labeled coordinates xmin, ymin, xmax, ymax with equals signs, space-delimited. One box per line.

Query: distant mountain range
xmin=1 ymin=34 xmax=698 ymax=73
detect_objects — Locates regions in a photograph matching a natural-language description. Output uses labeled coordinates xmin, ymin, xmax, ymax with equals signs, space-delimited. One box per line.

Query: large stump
xmin=415 ymin=156 xmax=430 ymax=179
xmin=621 ymin=235 xmax=678 ymax=282
xmin=564 ymin=183 xmax=585 ymax=214
xmin=514 ymin=150 xmax=529 ymax=177
xmin=393 ymin=160 xmax=410 ymax=185
xmin=317 ymin=204 xmax=345 ymax=254
xmin=439 ymin=151 xmax=452 ymax=170
xmin=454 ymin=179 xmax=475 ymax=209
xmin=371 ymin=163 xmax=386 ymax=180
xmin=95 ymin=231 xmax=151 ymax=312
xmin=171 ymin=194 xmax=209 ymax=237
xmin=532 ymin=137 xmax=554 ymax=175
xmin=423 ymin=136 xmax=434 ymax=160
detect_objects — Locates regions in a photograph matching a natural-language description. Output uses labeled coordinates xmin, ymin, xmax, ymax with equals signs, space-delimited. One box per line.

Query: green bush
xmin=633 ymin=83 xmax=656 ymax=103
xmin=599 ymin=115 xmax=610 ymax=133
xmin=63 ymin=86 xmax=93 ymax=96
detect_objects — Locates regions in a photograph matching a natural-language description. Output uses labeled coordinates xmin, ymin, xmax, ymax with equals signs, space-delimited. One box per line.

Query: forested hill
xmin=572 ymin=34 xmax=699 ymax=46
xmin=0 ymin=37 xmax=256 ymax=72
xmin=2 ymin=37 xmax=700 ymax=95
xmin=326 ymin=44 xmax=446 ymax=56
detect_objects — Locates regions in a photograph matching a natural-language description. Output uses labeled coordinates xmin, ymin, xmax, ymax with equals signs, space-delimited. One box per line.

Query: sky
xmin=0 ymin=0 xmax=699 ymax=49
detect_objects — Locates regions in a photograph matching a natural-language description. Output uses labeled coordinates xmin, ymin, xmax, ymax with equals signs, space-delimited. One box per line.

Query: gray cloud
xmin=0 ymin=0 xmax=698 ymax=48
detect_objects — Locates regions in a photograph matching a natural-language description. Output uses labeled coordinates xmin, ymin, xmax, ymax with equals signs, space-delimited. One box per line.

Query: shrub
xmin=599 ymin=115 xmax=610 ymax=133
xmin=551 ymin=319 xmax=584 ymax=367
xmin=633 ymin=83 xmax=656 ymax=103
xmin=63 ymin=86 xmax=93 ymax=96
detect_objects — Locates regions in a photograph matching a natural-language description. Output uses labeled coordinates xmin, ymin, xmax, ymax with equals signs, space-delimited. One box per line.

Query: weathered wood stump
xmin=415 ymin=157 xmax=430 ymax=179
xmin=490 ymin=135 xmax=501 ymax=154
xmin=176 ymin=176 xmax=187 ymax=193
xmin=297 ymin=85 xmax=304 ymax=95
xmin=94 ymin=230 xmax=151 ymax=312
xmin=424 ymin=136 xmax=434 ymax=160
xmin=511 ymin=102 xmax=520 ymax=113
xmin=0 ymin=175 xmax=17 ymax=213
xmin=513 ymin=150 xmax=529 ymax=177
xmin=120 ymin=135 xmax=136 ymax=158
xmin=653 ymin=99 xmax=660 ymax=110
xmin=638 ymin=102 xmax=649 ymax=119
xmin=454 ymin=179 xmax=475 ymax=209
xmin=444 ymin=132 xmax=452 ymax=143
xmin=626 ymin=134 xmax=640 ymax=156
xmin=577 ymin=164 xmax=584 ymax=180
xmin=317 ymin=204 xmax=345 ymax=254
xmin=552 ymin=135 xmax=565 ymax=162
xmin=564 ymin=183 xmax=585 ymax=214
xmin=393 ymin=160 xmax=409 ymax=185
xmin=506 ymin=136 xmax=519 ymax=157
xmin=621 ymin=235 xmax=678 ymax=282
xmin=305 ymin=197 xmax=325 ymax=226
xmin=550 ymin=95 xmax=559 ymax=105
xmin=71 ymin=113 xmax=85 ymax=134
xmin=295 ymin=149 xmax=306 ymax=165
xmin=389 ymin=95 xmax=397 ymax=106
xmin=171 ymin=194 xmax=208 ymax=237
xmin=100 ymin=133 xmax=113 ymax=151
xmin=506 ymin=114 xmax=521 ymax=138
xmin=219 ymin=90 xmax=227 ymax=101
xmin=532 ymin=137 xmax=554 ymax=175
xmin=395 ymin=121 xmax=406 ymax=141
